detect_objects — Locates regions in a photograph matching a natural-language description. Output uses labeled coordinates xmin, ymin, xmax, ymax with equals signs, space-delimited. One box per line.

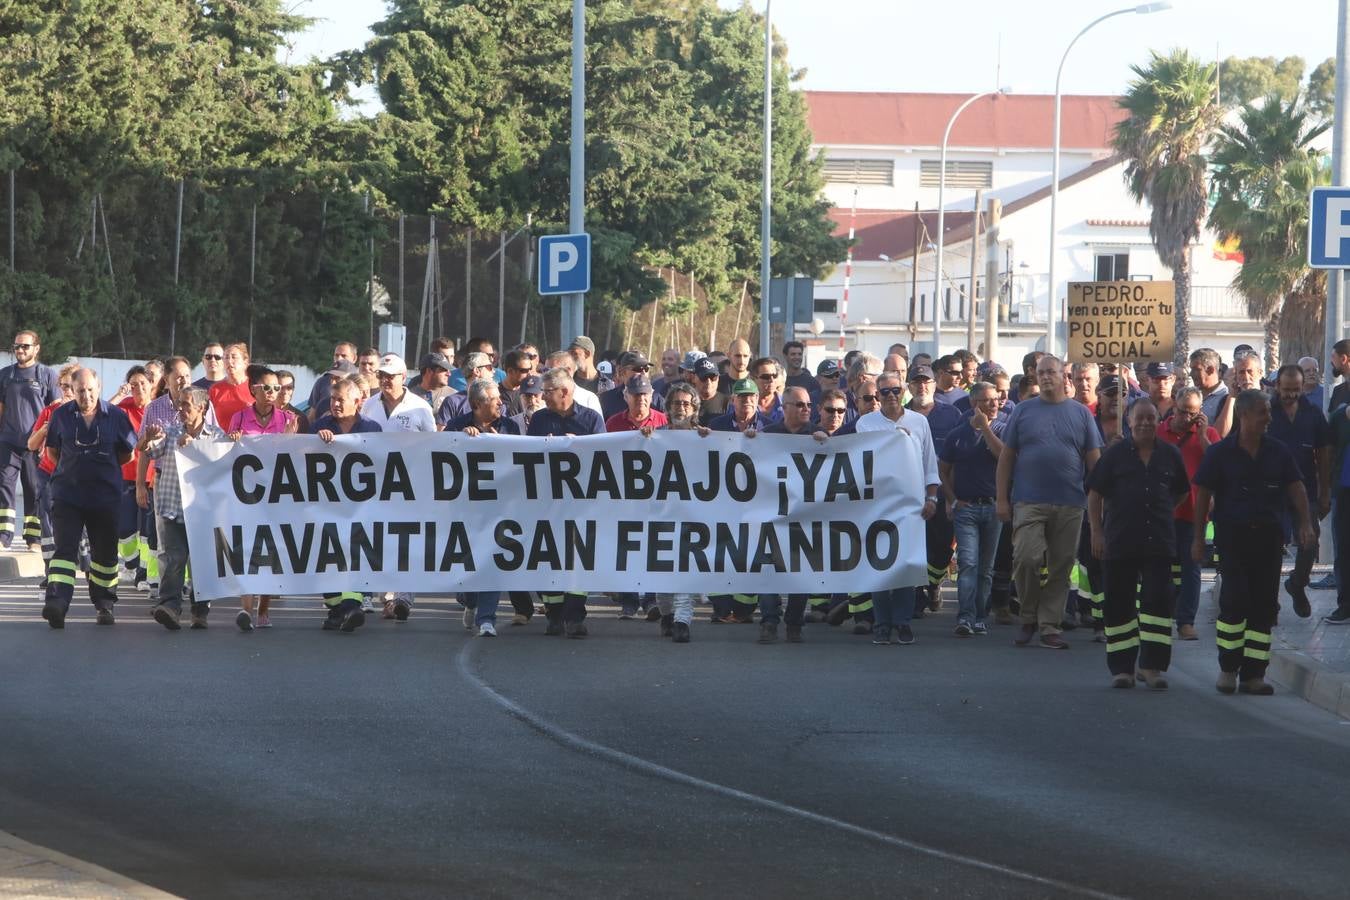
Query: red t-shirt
xmin=604 ymin=409 xmax=669 ymax=433
xmin=118 ymin=397 xmax=154 ymax=486
xmin=1156 ymin=421 xmax=1220 ymax=522
xmin=32 ymin=401 xmax=62 ymax=475
xmin=210 ymin=379 xmax=254 ymax=432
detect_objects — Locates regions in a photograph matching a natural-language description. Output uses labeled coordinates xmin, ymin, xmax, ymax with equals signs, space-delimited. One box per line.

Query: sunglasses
xmin=756 ymin=373 xmax=776 ymax=381
xmin=857 ymin=394 xmax=878 ymax=402
xmin=698 ymin=373 xmax=717 ymax=380
xmin=821 ymin=406 xmax=846 ymax=415
xmin=202 ymin=353 xmax=223 ymax=361
xmin=12 ymin=343 xmax=32 ymax=351
xmin=256 ymin=384 xmax=283 ymax=394
xmin=878 ymin=386 xmax=904 ymax=397
xmin=632 ymin=365 xmax=652 ymax=372
xmin=945 ymin=369 xmax=962 ymax=376
xmin=521 ymin=351 xmax=538 ymax=359
xmin=787 ymin=401 xmax=813 ymax=409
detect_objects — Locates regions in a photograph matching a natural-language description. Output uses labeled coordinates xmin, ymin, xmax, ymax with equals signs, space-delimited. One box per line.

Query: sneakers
xmin=971 ymin=622 xmax=988 ymax=636
xmin=1177 ymin=623 xmax=1199 ymax=640
xmin=659 ymin=614 xmax=674 ymax=638
xmin=1311 ymin=572 xmax=1338 ymax=590
xmin=95 ymin=606 xmax=115 ymax=626
xmin=564 ymin=620 xmax=588 ymax=639
xmin=152 ymin=604 xmax=181 ymax=631
xmin=41 ymin=603 xmax=65 ymax=629
xmin=340 ymin=607 xmax=365 ymax=633
xmin=895 ymin=625 xmax=915 ymax=645
xmin=256 ymin=613 xmax=272 ymax=628
xmin=672 ymin=621 xmax=691 ymax=643
xmin=462 ymin=605 xmax=475 ymax=630
xmin=1014 ymin=623 xmax=1036 ymax=646
xmin=236 ymin=610 xmax=253 ymax=632
xmin=394 ymin=600 xmax=411 ymax=621
xmin=478 ymin=621 xmax=497 ymax=638
xmin=511 ymin=613 xmax=530 ymax=627
xmin=954 ymin=620 xmax=973 ymax=637
xmin=872 ymin=628 xmax=892 ymax=645
xmin=1324 ymin=607 xmax=1350 ymax=625
xmin=1285 ymin=579 xmax=1312 ymax=618
xmin=361 ymin=596 xmax=376 ymax=613
xmin=786 ymin=625 xmax=804 ymax=643
xmin=759 ymin=622 xmax=778 ymax=644
xmin=1038 ymin=633 xmax=1069 ymax=650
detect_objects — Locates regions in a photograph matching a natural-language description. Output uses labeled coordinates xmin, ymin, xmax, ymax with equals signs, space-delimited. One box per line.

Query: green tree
xmin=1113 ymin=49 xmax=1223 ymax=368
xmin=1308 ymin=58 xmax=1336 ymax=120
xmin=1218 ymin=55 xmax=1305 ymax=107
xmin=1208 ymin=95 xmax=1329 ymax=369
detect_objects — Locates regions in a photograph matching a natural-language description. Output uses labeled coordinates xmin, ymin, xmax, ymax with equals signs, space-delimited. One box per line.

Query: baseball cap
xmin=418 ymin=352 xmax=452 ymax=372
xmin=816 ymin=359 xmax=841 ymax=377
xmin=625 ymin=373 xmax=654 ymax=395
xmin=617 ymin=350 xmax=651 ymax=369
xmin=568 ymin=335 xmax=596 ymax=355
xmin=693 ymin=358 xmax=719 ymax=379
xmin=1145 ymin=361 xmax=1174 ymax=377
xmin=597 ymin=360 xmax=613 ymax=376
xmin=1098 ymin=374 xmax=1122 ymax=394
xmin=731 ymin=377 xmax=758 ymax=395
xmin=376 ymin=354 xmax=407 ymax=375
xmin=908 ymin=364 xmax=934 ymax=382
xmin=681 ymin=350 xmax=707 ymax=371
xmin=325 ymin=359 xmax=357 ymax=378
xmin=519 ymin=374 xmax=543 ymax=396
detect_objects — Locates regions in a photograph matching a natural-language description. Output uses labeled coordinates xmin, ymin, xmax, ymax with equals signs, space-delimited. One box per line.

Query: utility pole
xmin=758 ymin=0 xmax=773 ymax=355
xmin=1325 ymin=0 xmax=1350 ymax=415
xmin=984 ymin=198 xmax=1003 ymax=364
xmin=966 ymin=189 xmax=983 ymax=354
xmin=563 ymin=0 xmax=586 ymax=345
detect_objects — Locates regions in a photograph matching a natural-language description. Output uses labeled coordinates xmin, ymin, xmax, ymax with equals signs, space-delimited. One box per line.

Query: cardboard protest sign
xmin=1066 ymin=281 xmax=1176 ymax=363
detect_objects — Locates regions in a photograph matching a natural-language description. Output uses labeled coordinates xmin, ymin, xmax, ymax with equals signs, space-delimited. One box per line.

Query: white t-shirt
xmin=855 ymin=409 xmax=940 ymax=489
xmin=361 ymin=391 xmax=436 ymax=432
xmin=573 ymin=385 xmax=603 ymax=415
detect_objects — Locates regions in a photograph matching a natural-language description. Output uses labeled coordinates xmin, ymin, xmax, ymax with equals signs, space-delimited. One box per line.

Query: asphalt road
xmin=2 ymin=582 xmax=1349 ymax=899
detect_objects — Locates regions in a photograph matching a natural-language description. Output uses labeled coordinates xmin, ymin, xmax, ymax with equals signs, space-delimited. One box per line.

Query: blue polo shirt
xmin=444 ymin=412 xmax=522 ymax=435
xmin=708 ymin=410 xmax=773 ymax=433
xmin=934 ymin=386 xmax=968 ymax=407
xmin=1193 ymin=434 xmax=1302 ymax=529
xmin=911 ymin=401 xmax=964 ymax=456
xmin=436 ymin=392 xmax=471 ymax=428
xmin=46 ymin=401 xmax=136 ymax=509
xmin=1267 ymin=395 xmax=1330 ymax=499
xmin=313 ymin=414 xmax=383 ymax=435
xmin=939 ymin=419 xmax=1004 ymax=501
xmin=526 ymin=405 xmax=606 ymax=436
xmin=0 ymin=362 xmax=61 ymax=441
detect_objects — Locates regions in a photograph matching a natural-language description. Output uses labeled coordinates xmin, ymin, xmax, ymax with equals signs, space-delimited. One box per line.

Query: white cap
xmin=377 ymin=353 xmax=407 ymax=375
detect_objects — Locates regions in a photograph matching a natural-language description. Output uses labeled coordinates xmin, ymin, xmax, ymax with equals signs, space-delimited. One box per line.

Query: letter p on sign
xmin=538 ymin=233 xmax=591 ymax=295
xmin=1308 ymin=188 xmax=1350 ymax=268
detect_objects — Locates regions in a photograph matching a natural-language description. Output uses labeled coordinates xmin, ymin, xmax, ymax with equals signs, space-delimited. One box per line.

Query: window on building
xmin=1095 ymin=251 xmax=1130 ymax=281
xmin=814 ymin=297 xmax=838 ymax=314
xmin=821 ymin=158 xmax=894 ymax=185
xmin=919 ymin=160 xmax=993 ymax=189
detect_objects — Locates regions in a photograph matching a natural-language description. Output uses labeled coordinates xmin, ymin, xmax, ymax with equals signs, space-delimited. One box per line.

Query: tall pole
xmin=935 ymin=90 xmax=1000 ymax=356
xmin=839 ymin=186 xmax=857 ymax=353
xmin=984 ymin=197 xmax=1003 ymax=364
xmin=1325 ymin=0 xmax=1350 ymax=415
xmin=966 ymin=189 xmax=983 ymax=353
xmin=464 ymin=228 xmax=472 ymax=341
xmin=758 ymin=0 xmax=773 ymax=356
xmin=1048 ymin=3 xmax=1172 ymax=357
xmin=7 ymin=170 xmax=13 ymax=272
xmin=170 ymin=177 xmax=183 ymax=355
xmin=909 ymin=203 xmax=920 ymax=341
xmin=498 ymin=230 xmax=506 ymax=353
xmin=564 ymin=0 xmax=586 ymax=345
xmin=398 ymin=213 xmax=405 ymax=323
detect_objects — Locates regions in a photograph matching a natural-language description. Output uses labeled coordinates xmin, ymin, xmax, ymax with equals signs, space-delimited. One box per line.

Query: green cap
xmin=732 ymin=377 xmax=758 ymax=395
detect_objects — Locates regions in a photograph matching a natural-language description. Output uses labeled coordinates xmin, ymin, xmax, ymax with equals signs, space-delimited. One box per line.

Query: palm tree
xmin=1208 ymin=94 xmax=1329 ymax=370
xmin=1112 ymin=50 xmax=1224 ymax=370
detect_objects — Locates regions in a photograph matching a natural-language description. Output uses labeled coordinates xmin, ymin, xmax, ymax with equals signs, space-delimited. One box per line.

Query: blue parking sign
xmin=538 ymin=233 xmax=591 ymax=295
xmin=1309 ymin=187 xmax=1350 ymax=268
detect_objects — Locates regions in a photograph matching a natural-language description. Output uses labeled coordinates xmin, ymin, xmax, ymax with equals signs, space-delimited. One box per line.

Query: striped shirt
xmin=143 ymin=420 xmax=224 ymax=520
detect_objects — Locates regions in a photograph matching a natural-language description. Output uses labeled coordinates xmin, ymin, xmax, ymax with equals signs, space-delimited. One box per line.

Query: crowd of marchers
xmin=4 ymin=327 xmax=1347 ymax=693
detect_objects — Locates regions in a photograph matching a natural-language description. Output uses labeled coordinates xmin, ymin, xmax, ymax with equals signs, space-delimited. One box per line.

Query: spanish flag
xmin=1213 ymin=235 xmax=1244 ymax=262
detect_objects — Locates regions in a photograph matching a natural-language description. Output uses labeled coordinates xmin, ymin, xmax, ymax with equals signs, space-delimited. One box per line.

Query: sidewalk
xmin=0 ymin=830 xmax=178 ymax=899
xmin=1266 ymin=568 xmax=1350 ymax=719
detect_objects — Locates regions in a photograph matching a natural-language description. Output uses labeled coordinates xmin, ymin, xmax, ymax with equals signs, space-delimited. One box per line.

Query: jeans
xmin=1173 ymin=519 xmax=1201 ymax=627
xmin=758 ymin=594 xmax=806 ymax=626
xmin=463 ymin=591 xmax=500 ymax=626
xmin=155 ymin=515 xmax=194 ymax=612
xmin=657 ymin=594 xmax=695 ymax=625
xmin=872 ymin=586 xmax=918 ymax=634
xmin=953 ymin=502 xmax=1001 ymax=625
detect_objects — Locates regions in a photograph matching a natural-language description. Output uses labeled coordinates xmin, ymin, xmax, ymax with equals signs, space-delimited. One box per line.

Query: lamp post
xmin=1046 ymin=2 xmax=1172 ymax=356
xmin=758 ymin=0 xmax=773 ymax=356
xmin=933 ymin=88 xmax=1008 ymax=356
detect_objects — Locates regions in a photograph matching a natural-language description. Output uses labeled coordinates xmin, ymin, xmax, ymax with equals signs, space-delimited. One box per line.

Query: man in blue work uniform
xmin=0 ymin=330 xmax=62 ymax=550
xmin=708 ymin=377 xmax=774 ymax=624
xmin=1267 ymin=364 xmax=1331 ymax=618
xmin=1193 ymin=389 xmax=1316 ymax=695
xmin=41 ymin=368 xmax=136 ymax=628
xmin=527 ymin=367 xmax=605 ymax=637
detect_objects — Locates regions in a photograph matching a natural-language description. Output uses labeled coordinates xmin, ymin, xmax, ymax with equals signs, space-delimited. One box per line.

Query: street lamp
xmin=933 ymin=87 xmax=1009 ymax=356
xmin=1046 ymin=1 xmax=1172 ymax=356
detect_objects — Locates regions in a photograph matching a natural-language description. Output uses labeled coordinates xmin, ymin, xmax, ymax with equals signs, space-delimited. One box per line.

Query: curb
xmin=0 ymin=551 xmax=45 ymax=581
xmin=1268 ymin=648 xmax=1350 ymax=720
xmin=0 ymin=830 xmax=179 ymax=898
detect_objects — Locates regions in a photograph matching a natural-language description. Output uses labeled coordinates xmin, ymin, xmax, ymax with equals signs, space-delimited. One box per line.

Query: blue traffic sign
xmin=538 ymin=233 xmax=591 ymax=295
xmin=1309 ymin=187 xmax=1350 ymax=268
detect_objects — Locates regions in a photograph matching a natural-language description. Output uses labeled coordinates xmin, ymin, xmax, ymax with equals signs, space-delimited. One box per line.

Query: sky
xmin=285 ymin=0 xmax=1337 ymax=102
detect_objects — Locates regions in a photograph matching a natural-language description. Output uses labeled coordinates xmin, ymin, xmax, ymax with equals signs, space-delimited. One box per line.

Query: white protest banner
xmin=176 ymin=430 xmax=928 ymax=600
